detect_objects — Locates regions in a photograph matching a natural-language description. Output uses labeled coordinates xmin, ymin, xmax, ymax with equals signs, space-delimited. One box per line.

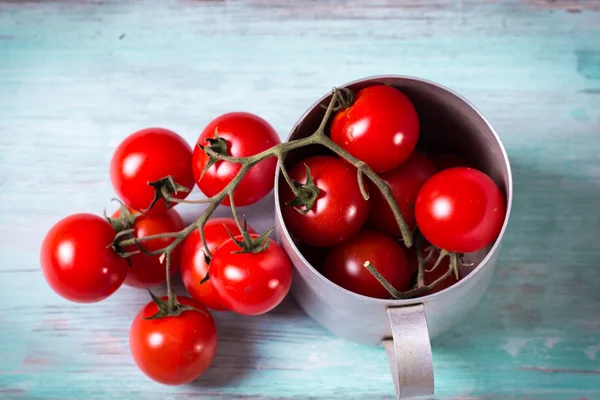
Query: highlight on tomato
xmin=330 ymin=84 xmax=420 ymax=173
xmin=129 ymin=296 xmax=218 ymax=385
xmin=415 ymin=167 xmax=506 ymax=253
xmin=180 ymin=218 xmax=256 ymax=311
xmin=40 ymin=213 xmax=129 ymax=303
xmin=322 ymin=230 xmax=411 ymax=299
xmin=110 ymin=127 xmax=195 ymax=214
xmin=192 ymin=112 xmax=280 ymax=206
xmin=279 ymin=155 xmax=369 ymax=247
xmin=210 ymin=233 xmax=293 ymax=316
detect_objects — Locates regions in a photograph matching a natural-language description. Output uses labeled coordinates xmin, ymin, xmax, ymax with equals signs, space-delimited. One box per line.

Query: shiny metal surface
xmin=274 ymin=75 xmax=513 ymax=397
xmin=384 ymin=305 xmax=434 ymax=398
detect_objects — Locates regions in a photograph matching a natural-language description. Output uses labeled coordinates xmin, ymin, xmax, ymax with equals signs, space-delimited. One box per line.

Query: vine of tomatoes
xmin=40 ymin=85 xmax=506 ymax=385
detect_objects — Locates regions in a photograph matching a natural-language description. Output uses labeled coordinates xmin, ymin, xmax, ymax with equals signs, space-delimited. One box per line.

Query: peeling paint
xmin=584 ymin=345 xmax=600 ymax=360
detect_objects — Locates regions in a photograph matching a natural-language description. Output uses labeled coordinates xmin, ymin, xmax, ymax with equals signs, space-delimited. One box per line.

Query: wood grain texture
xmin=1 ymin=0 xmax=600 ymax=399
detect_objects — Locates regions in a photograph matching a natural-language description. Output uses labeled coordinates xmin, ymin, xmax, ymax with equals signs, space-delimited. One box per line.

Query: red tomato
xmin=40 ymin=213 xmax=128 ymax=303
xmin=405 ymin=245 xmax=418 ymax=277
xmin=192 ymin=112 xmax=280 ymax=206
xmin=429 ymin=153 xmax=470 ymax=171
xmin=367 ymin=152 xmax=437 ymax=236
xmin=112 ymin=208 xmax=185 ymax=288
xmin=110 ymin=128 xmax=194 ymax=214
xmin=330 ymin=85 xmax=420 ymax=173
xmin=279 ymin=155 xmax=369 ymax=247
xmin=322 ymin=230 xmax=411 ymax=299
xmin=415 ymin=167 xmax=506 ymax=253
xmin=210 ymin=235 xmax=293 ymax=316
xmin=129 ymin=296 xmax=217 ymax=385
xmin=180 ymin=218 xmax=255 ymax=311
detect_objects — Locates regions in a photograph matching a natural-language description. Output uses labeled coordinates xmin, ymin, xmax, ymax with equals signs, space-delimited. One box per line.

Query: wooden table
xmin=1 ymin=1 xmax=599 ymax=399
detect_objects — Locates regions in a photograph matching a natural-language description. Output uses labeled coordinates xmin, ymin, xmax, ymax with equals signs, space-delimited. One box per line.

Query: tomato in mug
xmin=111 ymin=208 xmax=185 ymax=288
xmin=193 ymin=112 xmax=280 ymax=206
xmin=415 ymin=167 xmax=506 ymax=253
xmin=367 ymin=152 xmax=437 ymax=236
xmin=210 ymin=235 xmax=293 ymax=316
xmin=322 ymin=230 xmax=411 ymax=299
xmin=279 ymin=155 xmax=369 ymax=247
xmin=429 ymin=153 xmax=470 ymax=171
xmin=40 ymin=213 xmax=128 ymax=303
xmin=330 ymin=85 xmax=420 ymax=173
xmin=180 ymin=218 xmax=255 ymax=311
xmin=110 ymin=128 xmax=194 ymax=214
xmin=129 ymin=296 xmax=217 ymax=385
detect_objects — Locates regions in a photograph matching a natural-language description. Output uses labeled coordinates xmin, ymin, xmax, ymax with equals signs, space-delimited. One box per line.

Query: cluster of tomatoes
xmin=39 ymin=83 xmax=506 ymax=386
xmin=280 ymin=84 xmax=506 ymax=298
xmin=40 ymin=113 xmax=294 ymax=385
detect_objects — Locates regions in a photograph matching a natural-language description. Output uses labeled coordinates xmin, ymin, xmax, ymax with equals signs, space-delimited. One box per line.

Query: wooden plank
xmin=0 ymin=0 xmax=599 ymax=398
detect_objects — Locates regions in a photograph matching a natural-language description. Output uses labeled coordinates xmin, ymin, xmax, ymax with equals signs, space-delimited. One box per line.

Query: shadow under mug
xmin=274 ymin=75 xmax=513 ymax=399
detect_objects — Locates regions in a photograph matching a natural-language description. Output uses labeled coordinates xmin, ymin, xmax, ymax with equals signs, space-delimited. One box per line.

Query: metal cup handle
xmin=382 ymin=304 xmax=434 ymax=399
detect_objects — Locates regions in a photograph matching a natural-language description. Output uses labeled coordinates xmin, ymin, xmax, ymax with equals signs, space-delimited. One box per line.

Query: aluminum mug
xmin=274 ymin=76 xmax=513 ymax=399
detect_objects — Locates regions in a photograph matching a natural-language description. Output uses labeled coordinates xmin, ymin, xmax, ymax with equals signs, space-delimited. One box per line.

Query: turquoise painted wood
xmin=1 ymin=0 xmax=600 ymax=398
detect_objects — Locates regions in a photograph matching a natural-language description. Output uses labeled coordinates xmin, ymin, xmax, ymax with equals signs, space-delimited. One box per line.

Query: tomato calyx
xmin=104 ymin=199 xmax=138 ymax=233
xmin=423 ymin=247 xmax=461 ymax=280
xmin=324 ymin=86 xmax=354 ymax=112
xmin=143 ymin=290 xmax=202 ymax=320
xmin=225 ymin=222 xmax=275 ymax=254
xmin=285 ymin=164 xmax=320 ymax=215
xmin=145 ymin=176 xmax=190 ymax=212
xmin=197 ymin=130 xmax=229 ymax=180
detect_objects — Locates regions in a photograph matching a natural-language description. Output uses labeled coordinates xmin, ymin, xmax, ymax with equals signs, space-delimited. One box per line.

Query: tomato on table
xmin=180 ymin=218 xmax=255 ymax=311
xmin=367 ymin=151 xmax=437 ymax=236
xmin=129 ymin=296 xmax=217 ymax=385
xmin=111 ymin=207 xmax=185 ymax=288
xmin=279 ymin=155 xmax=369 ymax=247
xmin=415 ymin=167 xmax=506 ymax=253
xmin=40 ymin=213 xmax=128 ymax=303
xmin=322 ymin=230 xmax=411 ymax=299
xmin=330 ymin=85 xmax=420 ymax=173
xmin=210 ymin=235 xmax=293 ymax=316
xmin=193 ymin=112 xmax=280 ymax=206
xmin=110 ymin=128 xmax=194 ymax=214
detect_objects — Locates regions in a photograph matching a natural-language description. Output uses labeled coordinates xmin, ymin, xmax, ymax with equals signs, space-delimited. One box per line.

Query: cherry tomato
xmin=112 ymin=208 xmax=185 ymax=288
xmin=429 ymin=153 xmax=470 ymax=171
xmin=110 ymin=128 xmax=194 ymax=214
xmin=415 ymin=167 xmax=506 ymax=253
xmin=367 ymin=152 xmax=437 ymax=236
xmin=210 ymin=235 xmax=293 ymax=316
xmin=129 ymin=296 xmax=217 ymax=385
xmin=40 ymin=213 xmax=128 ymax=303
xmin=279 ymin=155 xmax=369 ymax=247
xmin=330 ymin=85 xmax=420 ymax=173
xmin=181 ymin=218 xmax=255 ymax=311
xmin=405 ymin=245 xmax=418 ymax=277
xmin=192 ymin=112 xmax=280 ymax=206
xmin=322 ymin=230 xmax=411 ymax=299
